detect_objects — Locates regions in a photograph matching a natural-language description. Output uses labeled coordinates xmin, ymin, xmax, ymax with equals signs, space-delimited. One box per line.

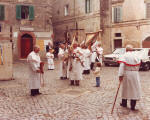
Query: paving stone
xmin=0 ymin=60 xmax=149 ymax=119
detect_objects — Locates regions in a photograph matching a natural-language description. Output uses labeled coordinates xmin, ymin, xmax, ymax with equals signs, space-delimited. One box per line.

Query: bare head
xmin=126 ymin=44 xmax=133 ymax=52
xmin=97 ymin=42 xmax=101 ymax=47
xmin=33 ymin=45 xmax=40 ymax=53
xmin=60 ymin=43 xmax=65 ymax=49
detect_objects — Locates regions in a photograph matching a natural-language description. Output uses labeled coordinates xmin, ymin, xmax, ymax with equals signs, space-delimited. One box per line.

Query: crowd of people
xmin=27 ymin=41 xmax=143 ymax=111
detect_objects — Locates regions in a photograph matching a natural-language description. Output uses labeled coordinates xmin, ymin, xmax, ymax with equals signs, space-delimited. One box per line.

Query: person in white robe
xmin=81 ymin=44 xmax=91 ymax=74
xmin=69 ymin=43 xmax=84 ymax=86
xmin=46 ymin=49 xmax=55 ymax=70
xmin=58 ymin=43 xmax=68 ymax=80
xmin=90 ymin=41 xmax=98 ymax=70
xmin=96 ymin=43 xmax=103 ymax=65
xmin=27 ymin=45 xmax=42 ymax=96
xmin=118 ymin=44 xmax=142 ymax=110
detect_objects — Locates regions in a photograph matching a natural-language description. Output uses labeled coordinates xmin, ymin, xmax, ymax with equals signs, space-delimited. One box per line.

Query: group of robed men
xmin=58 ymin=41 xmax=103 ymax=86
xmin=27 ymin=42 xmax=148 ymax=111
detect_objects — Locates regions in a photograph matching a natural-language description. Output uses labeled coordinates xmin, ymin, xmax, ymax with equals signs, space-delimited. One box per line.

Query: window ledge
xmin=112 ymin=0 xmax=124 ymax=4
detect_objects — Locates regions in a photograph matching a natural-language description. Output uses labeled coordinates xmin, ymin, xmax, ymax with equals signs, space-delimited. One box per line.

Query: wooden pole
xmin=111 ymin=82 xmax=121 ymax=114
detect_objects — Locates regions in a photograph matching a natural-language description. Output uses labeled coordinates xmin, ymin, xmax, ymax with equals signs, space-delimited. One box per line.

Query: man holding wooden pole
xmin=117 ymin=44 xmax=142 ymax=111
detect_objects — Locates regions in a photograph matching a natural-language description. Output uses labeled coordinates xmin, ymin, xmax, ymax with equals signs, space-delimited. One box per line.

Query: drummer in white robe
xmin=69 ymin=43 xmax=84 ymax=86
xmin=118 ymin=44 xmax=142 ymax=110
xmin=58 ymin=43 xmax=68 ymax=80
xmin=27 ymin=45 xmax=42 ymax=96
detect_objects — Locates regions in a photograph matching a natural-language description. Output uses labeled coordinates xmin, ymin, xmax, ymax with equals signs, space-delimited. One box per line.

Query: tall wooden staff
xmin=111 ymin=82 xmax=121 ymax=114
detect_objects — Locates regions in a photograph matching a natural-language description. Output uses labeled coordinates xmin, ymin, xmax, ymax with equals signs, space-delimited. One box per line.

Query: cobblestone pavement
xmin=0 ymin=60 xmax=150 ymax=120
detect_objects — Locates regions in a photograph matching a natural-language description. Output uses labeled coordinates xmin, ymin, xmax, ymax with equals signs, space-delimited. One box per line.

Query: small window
xmin=115 ymin=33 xmax=121 ymax=37
xmin=0 ymin=5 xmax=5 ymax=21
xmin=64 ymin=5 xmax=69 ymax=16
xmin=21 ymin=6 xmax=29 ymax=19
xmin=113 ymin=6 xmax=122 ymax=23
xmin=16 ymin=5 xmax=34 ymax=20
xmin=146 ymin=3 xmax=150 ymax=18
xmin=85 ymin=0 xmax=91 ymax=13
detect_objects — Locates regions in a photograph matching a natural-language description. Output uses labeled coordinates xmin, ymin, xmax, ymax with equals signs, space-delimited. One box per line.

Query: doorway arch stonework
xmin=18 ymin=32 xmax=36 ymax=58
xmin=142 ymin=37 xmax=150 ymax=48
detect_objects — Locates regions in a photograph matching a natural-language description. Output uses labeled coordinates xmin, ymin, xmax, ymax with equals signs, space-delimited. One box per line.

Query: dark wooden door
xmin=21 ymin=35 xmax=33 ymax=58
xmin=114 ymin=39 xmax=122 ymax=49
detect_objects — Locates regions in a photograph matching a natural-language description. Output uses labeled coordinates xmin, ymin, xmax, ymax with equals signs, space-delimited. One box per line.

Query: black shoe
xmin=120 ymin=103 xmax=127 ymax=107
xmin=131 ymin=107 xmax=135 ymax=110
xmin=60 ymin=77 xmax=63 ymax=80
xmin=70 ymin=80 xmax=74 ymax=85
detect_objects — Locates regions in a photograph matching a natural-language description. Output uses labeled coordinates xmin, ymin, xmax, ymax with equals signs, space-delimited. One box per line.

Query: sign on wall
xmin=36 ymin=40 xmax=44 ymax=51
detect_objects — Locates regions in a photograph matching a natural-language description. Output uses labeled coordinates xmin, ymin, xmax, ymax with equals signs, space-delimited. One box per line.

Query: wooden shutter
xmin=29 ymin=6 xmax=34 ymax=20
xmin=114 ymin=7 xmax=122 ymax=23
xmin=0 ymin=5 xmax=5 ymax=21
xmin=114 ymin=7 xmax=117 ymax=22
xmin=146 ymin=3 xmax=150 ymax=18
xmin=117 ymin=7 xmax=122 ymax=22
xmin=85 ymin=0 xmax=87 ymax=13
xmin=16 ymin=5 xmax=21 ymax=20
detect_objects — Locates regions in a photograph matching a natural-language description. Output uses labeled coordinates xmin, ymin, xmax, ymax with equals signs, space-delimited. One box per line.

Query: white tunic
xmin=91 ymin=42 xmax=97 ymax=63
xmin=58 ymin=48 xmax=67 ymax=77
xmin=118 ymin=52 xmax=142 ymax=100
xmin=83 ymin=48 xmax=91 ymax=70
xmin=70 ymin=47 xmax=84 ymax=80
xmin=27 ymin=51 xmax=41 ymax=89
xmin=46 ymin=52 xmax=54 ymax=69
xmin=96 ymin=47 xmax=103 ymax=64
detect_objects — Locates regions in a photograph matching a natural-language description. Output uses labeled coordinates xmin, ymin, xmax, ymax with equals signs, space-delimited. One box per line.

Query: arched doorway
xmin=143 ymin=37 xmax=150 ymax=48
xmin=20 ymin=34 xmax=33 ymax=58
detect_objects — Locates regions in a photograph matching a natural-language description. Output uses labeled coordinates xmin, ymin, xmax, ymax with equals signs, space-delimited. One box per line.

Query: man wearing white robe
xmin=69 ymin=43 xmax=84 ymax=86
xmin=58 ymin=43 xmax=68 ymax=80
xmin=90 ymin=41 xmax=98 ymax=70
xmin=118 ymin=45 xmax=142 ymax=110
xmin=27 ymin=45 xmax=42 ymax=96
xmin=82 ymin=45 xmax=91 ymax=74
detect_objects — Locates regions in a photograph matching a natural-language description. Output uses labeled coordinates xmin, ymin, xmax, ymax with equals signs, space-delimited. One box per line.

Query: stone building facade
xmin=0 ymin=0 xmax=53 ymax=60
xmin=111 ymin=0 xmax=150 ymax=49
xmin=52 ymin=0 xmax=102 ymax=47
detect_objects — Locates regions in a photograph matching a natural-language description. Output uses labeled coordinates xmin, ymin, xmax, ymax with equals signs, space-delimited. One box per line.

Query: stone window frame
xmin=112 ymin=5 xmax=123 ymax=23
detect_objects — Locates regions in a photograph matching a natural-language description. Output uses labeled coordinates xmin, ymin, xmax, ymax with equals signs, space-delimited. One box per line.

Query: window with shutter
xmin=85 ymin=0 xmax=91 ymax=13
xmin=146 ymin=3 xmax=150 ymax=18
xmin=113 ymin=6 xmax=122 ymax=23
xmin=16 ymin=5 xmax=34 ymax=20
xmin=0 ymin=5 xmax=5 ymax=21
xmin=64 ymin=5 xmax=69 ymax=16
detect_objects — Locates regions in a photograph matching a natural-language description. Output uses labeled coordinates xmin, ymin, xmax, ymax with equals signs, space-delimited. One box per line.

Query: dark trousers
xmin=121 ymin=99 xmax=136 ymax=110
xmin=90 ymin=63 xmax=94 ymax=70
xmin=31 ymin=89 xmax=39 ymax=96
